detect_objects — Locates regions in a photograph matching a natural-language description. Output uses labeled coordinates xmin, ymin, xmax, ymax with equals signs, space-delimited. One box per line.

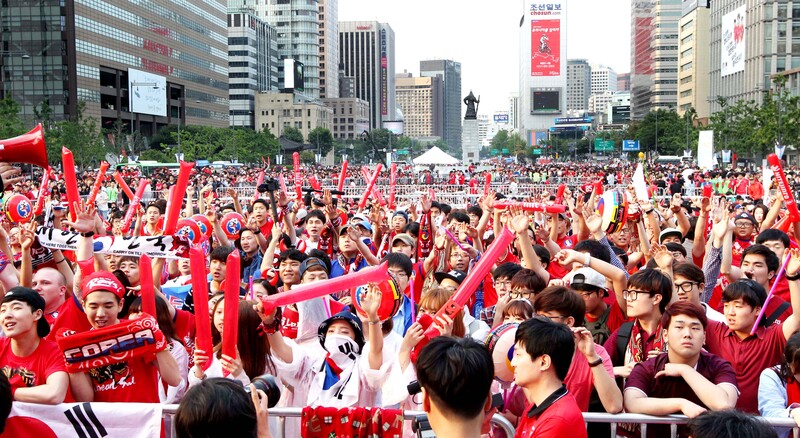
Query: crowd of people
xmin=2 ymin=155 xmax=800 ymax=438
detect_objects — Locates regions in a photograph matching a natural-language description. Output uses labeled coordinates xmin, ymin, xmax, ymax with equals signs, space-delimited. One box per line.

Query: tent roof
xmin=412 ymin=146 xmax=460 ymax=165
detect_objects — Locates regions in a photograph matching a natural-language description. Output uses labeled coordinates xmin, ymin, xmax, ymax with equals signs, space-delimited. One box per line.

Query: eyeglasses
xmin=674 ymin=281 xmax=697 ymax=293
xmin=495 ymin=280 xmax=512 ymax=288
xmin=537 ymin=313 xmax=566 ymax=322
xmin=734 ymin=222 xmax=754 ymax=228
xmin=622 ymin=289 xmax=652 ymax=301
xmin=388 ymin=270 xmax=408 ymax=280
xmin=509 ymin=290 xmax=534 ymax=299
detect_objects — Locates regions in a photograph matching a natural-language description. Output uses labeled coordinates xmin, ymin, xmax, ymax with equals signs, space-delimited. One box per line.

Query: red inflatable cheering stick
xmin=554 ymin=184 xmax=566 ymax=204
xmin=768 ymin=154 xmax=800 ymax=222
xmin=411 ymin=227 xmax=516 ymax=362
xmin=358 ymin=164 xmax=383 ymax=210
xmin=138 ymin=254 xmax=157 ymax=319
xmin=493 ymin=201 xmax=567 ymax=214
xmin=33 ymin=167 xmax=52 ymax=217
xmin=222 ymin=250 xmax=241 ymax=362
xmin=190 ymin=247 xmax=213 ymax=371
xmin=86 ymin=161 xmax=109 ymax=206
xmin=121 ymin=178 xmax=150 ymax=232
xmin=259 ymin=262 xmax=389 ymax=318
xmin=113 ymin=171 xmax=136 ymax=201
xmin=337 ymin=160 xmax=349 ymax=200
xmin=61 ymin=147 xmax=81 ymax=222
xmin=163 ymin=161 xmax=195 ymax=235
xmin=483 ymin=173 xmax=492 ymax=196
xmin=388 ymin=162 xmax=397 ymax=210
xmin=293 ymin=152 xmax=303 ymax=201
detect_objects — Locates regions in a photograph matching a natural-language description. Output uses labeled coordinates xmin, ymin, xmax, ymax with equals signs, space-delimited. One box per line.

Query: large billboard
xmin=721 ymin=5 xmax=746 ymax=77
xmin=283 ymin=59 xmax=305 ymax=92
xmin=529 ymin=1 xmax=562 ymax=76
xmin=128 ymin=68 xmax=166 ymax=117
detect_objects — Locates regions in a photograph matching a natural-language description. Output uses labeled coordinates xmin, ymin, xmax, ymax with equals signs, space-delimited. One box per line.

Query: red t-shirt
xmin=516 ymin=387 xmax=587 ymax=438
xmin=0 ymin=338 xmax=67 ymax=395
xmin=46 ymin=296 xmax=93 ymax=342
xmin=173 ymin=309 xmax=196 ymax=368
xmin=704 ymin=320 xmax=786 ymax=413
xmin=730 ymin=238 xmax=753 ymax=267
xmin=563 ymin=345 xmax=614 ymax=411
xmin=89 ymin=355 xmax=160 ymax=403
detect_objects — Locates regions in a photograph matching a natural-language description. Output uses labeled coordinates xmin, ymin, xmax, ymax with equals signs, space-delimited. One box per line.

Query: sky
xmin=339 ymin=0 xmax=631 ymax=118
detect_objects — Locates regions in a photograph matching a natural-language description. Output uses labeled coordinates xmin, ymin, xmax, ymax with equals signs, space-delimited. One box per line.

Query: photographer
xmin=414 ymin=336 xmax=495 ymax=438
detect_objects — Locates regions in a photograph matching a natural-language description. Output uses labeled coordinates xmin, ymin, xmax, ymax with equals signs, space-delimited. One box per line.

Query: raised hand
xmin=420 ymin=193 xmax=432 ymax=213
xmin=19 ymin=222 xmax=36 ymax=252
xmin=509 ymin=208 xmax=531 ymax=235
xmin=650 ymin=243 xmax=674 ymax=271
xmin=786 ymin=247 xmax=800 ymax=277
xmin=361 ymin=283 xmax=383 ymax=321
xmin=62 ymin=201 xmax=97 ymax=233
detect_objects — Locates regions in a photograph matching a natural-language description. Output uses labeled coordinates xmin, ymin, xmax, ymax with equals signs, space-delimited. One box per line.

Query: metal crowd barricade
xmin=581 ymin=412 xmax=800 ymax=438
xmin=160 ymin=405 xmax=515 ymax=438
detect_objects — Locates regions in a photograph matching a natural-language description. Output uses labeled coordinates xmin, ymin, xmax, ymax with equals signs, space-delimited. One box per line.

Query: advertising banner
xmin=128 ymin=68 xmax=166 ymax=117
xmin=531 ymin=19 xmax=560 ymax=76
xmin=721 ymin=5 xmax=746 ymax=77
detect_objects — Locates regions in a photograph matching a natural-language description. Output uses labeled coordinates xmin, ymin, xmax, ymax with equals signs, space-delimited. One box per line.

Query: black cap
xmin=434 ymin=270 xmax=467 ymax=286
xmin=318 ymin=311 xmax=365 ymax=353
xmin=299 ymin=257 xmax=328 ymax=279
xmin=734 ymin=212 xmax=757 ymax=225
xmin=2 ymin=286 xmax=50 ymax=338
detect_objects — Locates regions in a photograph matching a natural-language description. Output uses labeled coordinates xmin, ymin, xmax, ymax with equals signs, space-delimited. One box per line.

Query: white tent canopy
xmin=412 ymin=146 xmax=460 ymax=165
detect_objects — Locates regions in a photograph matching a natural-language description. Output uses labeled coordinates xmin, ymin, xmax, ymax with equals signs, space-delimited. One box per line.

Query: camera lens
xmin=248 ymin=374 xmax=281 ymax=408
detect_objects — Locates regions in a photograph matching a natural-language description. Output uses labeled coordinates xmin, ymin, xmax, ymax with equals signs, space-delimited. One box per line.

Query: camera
xmin=411 ymin=414 xmax=436 ymax=438
xmin=243 ymin=374 xmax=281 ymax=408
xmin=263 ymin=178 xmax=280 ymax=193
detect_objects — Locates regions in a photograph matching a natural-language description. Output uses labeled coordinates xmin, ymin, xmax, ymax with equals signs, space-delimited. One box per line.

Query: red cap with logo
xmin=81 ymin=271 xmax=125 ymax=299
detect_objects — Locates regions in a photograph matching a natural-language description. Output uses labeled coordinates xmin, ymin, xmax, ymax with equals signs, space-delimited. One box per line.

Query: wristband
xmin=787 ymin=272 xmax=800 ymax=282
xmin=584 ymin=253 xmax=591 ymax=267
xmin=80 ymin=231 xmax=95 ymax=237
xmin=252 ymin=228 xmax=262 ymax=235
xmin=367 ymin=320 xmax=382 ymax=325
xmin=589 ymin=357 xmax=604 ymax=368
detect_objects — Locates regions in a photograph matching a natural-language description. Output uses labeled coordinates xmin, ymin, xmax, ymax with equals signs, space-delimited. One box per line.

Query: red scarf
xmin=627 ymin=320 xmax=666 ymax=363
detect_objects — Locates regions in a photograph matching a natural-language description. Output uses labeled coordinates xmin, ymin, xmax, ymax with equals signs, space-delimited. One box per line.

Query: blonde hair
xmin=418 ymin=287 xmax=465 ymax=338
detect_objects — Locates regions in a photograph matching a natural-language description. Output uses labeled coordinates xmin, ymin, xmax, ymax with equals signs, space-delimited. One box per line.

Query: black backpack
xmin=585 ymin=305 xmax=613 ymax=346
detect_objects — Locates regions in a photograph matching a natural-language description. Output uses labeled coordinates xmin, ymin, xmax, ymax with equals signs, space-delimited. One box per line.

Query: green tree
xmin=0 ymin=96 xmax=24 ymax=139
xmin=307 ymin=127 xmax=333 ymax=156
xmin=281 ymin=126 xmax=304 ymax=143
xmin=48 ymin=101 xmax=109 ymax=167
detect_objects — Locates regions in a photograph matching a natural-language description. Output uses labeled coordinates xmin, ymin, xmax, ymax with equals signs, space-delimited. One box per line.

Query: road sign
xmin=396 ymin=149 xmax=409 ymax=155
xmin=594 ymin=139 xmax=614 ymax=152
xmin=533 ymin=148 xmax=542 ymax=155
xmin=622 ymin=140 xmax=640 ymax=151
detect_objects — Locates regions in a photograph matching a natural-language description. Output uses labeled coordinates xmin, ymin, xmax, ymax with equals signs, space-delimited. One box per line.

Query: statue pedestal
xmin=462 ymin=118 xmax=480 ymax=164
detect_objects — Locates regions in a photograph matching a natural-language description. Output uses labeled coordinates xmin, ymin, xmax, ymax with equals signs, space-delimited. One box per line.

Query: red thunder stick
xmin=163 ymin=161 xmax=195 ymax=235
xmin=138 ymin=254 xmax=157 ymax=318
xmin=190 ymin=247 xmax=214 ymax=371
xmin=113 ymin=171 xmax=136 ymax=201
xmin=360 ymin=166 xmax=386 ymax=206
xmin=337 ymin=160 xmax=349 ymax=200
xmin=33 ymin=167 xmax=52 ymax=216
xmin=121 ymin=178 xmax=150 ymax=232
xmin=389 ymin=162 xmax=397 ymax=210
xmin=292 ymin=152 xmax=303 ymax=201
xmin=483 ymin=173 xmax=492 ymax=196
xmin=252 ymin=171 xmax=265 ymax=201
xmin=554 ymin=184 xmax=566 ymax=204
xmin=768 ymin=154 xmax=800 ymax=221
xmin=222 ymin=250 xmax=241 ymax=360
xmin=87 ymin=161 xmax=109 ymax=206
xmin=358 ymin=164 xmax=383 ymax=210
xmin=61 ymin=147 xmax=81 ymax=221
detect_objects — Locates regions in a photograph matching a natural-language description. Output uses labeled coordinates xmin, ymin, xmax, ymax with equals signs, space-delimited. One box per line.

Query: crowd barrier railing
xmin=581 ymin=412 xmax=800 ymax=438
xmin=160 ymin=405 xmax=516 ymax=438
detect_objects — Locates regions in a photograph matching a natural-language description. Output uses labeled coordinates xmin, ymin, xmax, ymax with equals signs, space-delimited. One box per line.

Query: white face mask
xmin=324 ymin=334 xmax=359 ymax=368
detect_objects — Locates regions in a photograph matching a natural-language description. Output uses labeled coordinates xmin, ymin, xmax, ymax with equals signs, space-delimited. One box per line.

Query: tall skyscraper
xmin=617 ymin=73 xmax=631 ymax=92
xmin=631 ymin=0 xmax=680 ymax=120
xmin=420 ymin=59 xmax=462 ymax=152
xmin=677 ymin=0 xmax=710 ymax=122
xmin=566 ymin=59 xmax=591 ymax=114
xmin=318 ymin=0 xmax=339 ymax=98
xmin=229 ymin=10 xmax=279 ymax=130
xmin=518 ymin=0 xmax=568 ymax=143
xmin=0 ymin=0 xmax=230 ymax=133
xmin=395 ymin=72 xmax=443 ymax=139
xmin=252 ymin=0 xmax=320 ymax=99
xmin=339 ymin=21 xmax=396 ymax=130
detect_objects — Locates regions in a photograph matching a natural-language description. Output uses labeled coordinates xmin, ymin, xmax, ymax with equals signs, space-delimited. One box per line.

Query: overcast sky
xmin=339 ymin=0 xmax=631 ymax=118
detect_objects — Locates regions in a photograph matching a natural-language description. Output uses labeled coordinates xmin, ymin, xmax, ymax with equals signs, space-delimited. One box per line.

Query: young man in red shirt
xmin=69 ymin=271 xmax=181 ymax=403
xmin=512 ymin=317 xmax=587 ymax=438
xmin=0 ymin=287 xmax=69 ymax=404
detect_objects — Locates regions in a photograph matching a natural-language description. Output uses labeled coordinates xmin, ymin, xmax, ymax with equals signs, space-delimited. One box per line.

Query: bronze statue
xmin=463 ymin=91 xmax=480 ymax=120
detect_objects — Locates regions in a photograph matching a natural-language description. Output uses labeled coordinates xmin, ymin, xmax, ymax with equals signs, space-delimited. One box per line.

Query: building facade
xmin=395 ymin=73 xmax=443 ymax=139
xmin=338 ymin=21 xmax=396 ymax=130
xmin=566 ymin=59 xmax=591 ymax=113
xmin=590 ymin=64 xmax=618 ymax=95
xmin=420 ymin=59 xmax=462 ymax=151
xmin=0 ymin=0 xmax=230 ymax=135
xmin=617 ymin=73 xmax=631 ymax=91
xmin=229 ymin=10 xmax=279 ymax=130
xmin=255 ymin=91 xmax=332 ymax=140
xmin=708 ymin=0 xmax=797 ymax=115
xmin=631 ymin=0 xmax=681 ymax=120
xmin=589 ymin=91 xmax=614 ymax=115
xmin=677 ymin=0 xmax=711 ymax=122
xmin=251 ymin=0 xmax=320 ymax=99
xmin=518 ymin=0 xmax=568 ymax=142
xmin=321 ymin=97 xmax=369 ymax=141
xmin=318 ymin=0 xmax=338 ymax=99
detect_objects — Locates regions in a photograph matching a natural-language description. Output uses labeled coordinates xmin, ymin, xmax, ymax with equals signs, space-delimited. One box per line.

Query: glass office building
xmin=1 ymin=0 xmax=230 ymax=136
